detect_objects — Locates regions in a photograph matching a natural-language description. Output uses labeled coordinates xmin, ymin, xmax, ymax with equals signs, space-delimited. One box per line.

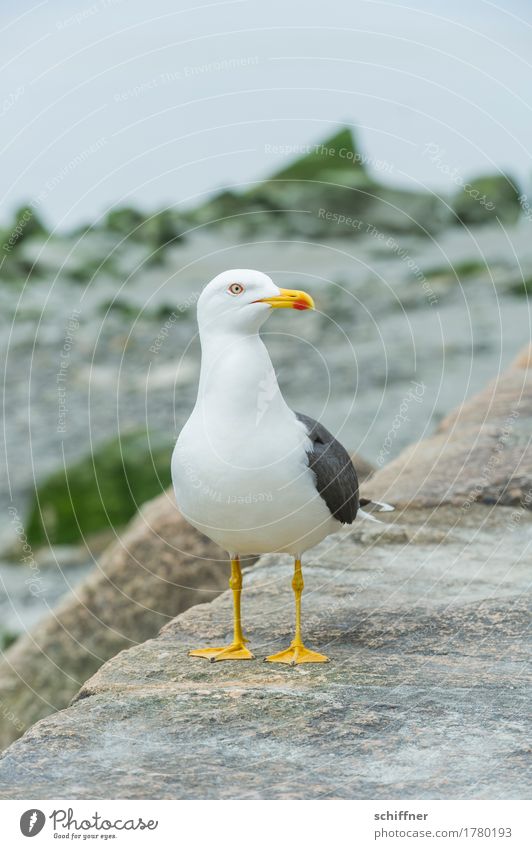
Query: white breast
xmin=171 ymin=332 xmax=339 ymax=556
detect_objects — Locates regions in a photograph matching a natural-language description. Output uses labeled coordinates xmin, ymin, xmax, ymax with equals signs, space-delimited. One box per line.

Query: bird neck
xmin=196 ymin=329 xmax=290 ymax=428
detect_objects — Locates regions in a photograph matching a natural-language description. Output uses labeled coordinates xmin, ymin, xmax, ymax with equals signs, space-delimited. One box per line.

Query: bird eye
xmin=228 ymin=283 xmax=244 ymax=296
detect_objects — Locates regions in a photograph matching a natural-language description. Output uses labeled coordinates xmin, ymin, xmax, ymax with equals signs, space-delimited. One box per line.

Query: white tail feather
xmin=358 ymin=509 xmax=385 ymax=524
xmin=371 ymin=500 xmax=395 ymax=512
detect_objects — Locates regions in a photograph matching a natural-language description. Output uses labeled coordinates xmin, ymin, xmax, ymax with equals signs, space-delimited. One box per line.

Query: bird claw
xmin=188 ymin=643 xmax=254 ymax=662
xmin=264 ymin=643 xmax=329 ymax=666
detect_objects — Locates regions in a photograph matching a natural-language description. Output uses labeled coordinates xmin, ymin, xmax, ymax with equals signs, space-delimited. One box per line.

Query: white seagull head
xmin=197 ymin=269 xmax=315 ymax=335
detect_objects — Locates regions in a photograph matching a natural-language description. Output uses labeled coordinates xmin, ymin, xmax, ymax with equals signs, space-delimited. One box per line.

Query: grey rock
xmin=0 ymin=491 xmax=236 ymax=750
xmin=0 ymin=447 xmax=371 ymax=752
xmin=451 ymin=174 xmax=522 ymax=227
xmin=364 ymin=344 xmax=532 ymax=509
xmin=0 ymin=504 xmax=529 ymax=799
xmin=0 ymin=349 xmax=530 ymax=799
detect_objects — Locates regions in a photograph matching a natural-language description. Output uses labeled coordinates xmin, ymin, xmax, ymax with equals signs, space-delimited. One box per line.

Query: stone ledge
xmin=365 ymin=345 xmax=532 ymax=509
xmin=1 ymin=346 xmax=531 ymax=799
xmin=0 ymin=505 xmax=529 ymax=800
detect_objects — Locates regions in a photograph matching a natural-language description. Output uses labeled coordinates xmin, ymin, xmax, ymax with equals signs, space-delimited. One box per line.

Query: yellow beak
xmin=255 ymin=288 xmax=315 ymax=311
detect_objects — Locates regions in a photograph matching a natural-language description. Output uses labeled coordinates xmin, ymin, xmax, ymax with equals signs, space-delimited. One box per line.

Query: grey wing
xmin=296 ymin=412 xmax=359 ymax=524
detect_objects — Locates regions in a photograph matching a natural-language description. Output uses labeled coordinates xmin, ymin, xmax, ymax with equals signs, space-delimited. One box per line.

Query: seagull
xmin=172 ymin=270 xmax=393 ymax=665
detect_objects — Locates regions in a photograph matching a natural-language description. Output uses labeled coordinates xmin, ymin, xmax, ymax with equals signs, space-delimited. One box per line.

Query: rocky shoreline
xmin=1 ymin=128 xmax=530 ymax=556
xmin=0 ymin=346 xmax=529 ymax=799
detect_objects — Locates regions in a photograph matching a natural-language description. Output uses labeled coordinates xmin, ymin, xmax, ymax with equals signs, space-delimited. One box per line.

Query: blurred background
xmin=0 ymin=0 xmax=531 ymax=711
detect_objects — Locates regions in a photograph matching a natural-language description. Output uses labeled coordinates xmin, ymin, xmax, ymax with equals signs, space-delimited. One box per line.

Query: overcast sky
xmin=1 ymin=0 xmax=531 ymax=229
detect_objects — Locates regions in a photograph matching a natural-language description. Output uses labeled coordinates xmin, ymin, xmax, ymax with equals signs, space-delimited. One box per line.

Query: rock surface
xmin=0 ymin=491 xmax=235 ymax=750
xmin=0 ymin=348 xmax=530 ymax=799
xmin=25 ymin=429 xmax=175 ymax=546
xmin=451 ymin=173 xmax=522 ymax=226
xmin=0 ymin=456 xmax=372 ymax=751
xmin=0 ymin=504 xmax=529 ymax=799
xmin=365 ymin=345 xmax=532 ymax=509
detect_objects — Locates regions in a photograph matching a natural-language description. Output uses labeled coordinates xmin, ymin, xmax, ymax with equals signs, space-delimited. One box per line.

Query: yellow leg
xmin=189 ymin=556 xmax=254 ymax=662
xmin=265 ymin=558 xmax=329 ymax=666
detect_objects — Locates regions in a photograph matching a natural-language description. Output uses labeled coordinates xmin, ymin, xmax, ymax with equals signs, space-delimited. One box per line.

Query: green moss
xmin=26 ymin=430 xmax=174 ymax=546
xmin=105 ymin=207 xmax=146 ymax=234
xmin=0 ymin=206 xmax=48 ymax=281
xmin=62 ymin=257 xmax=119 ymax=284
xmin=154 ymin=304 xmax=182 ymax=320
xmin=453 ymin=260 xmax=486 ymax=277
xmin=424 ymin=260 xmax=486 ymax=279
xmin=508 ymin=277 xmax=532 ymax=297
xmin=0 ymin=631 xmax=18 ymax=652
xmin=1 ymin=205 xmax=47 ymax=255
xmin=99 ymin=298 xmax=140 ymax=317
xmin=266 ymin=127 xmax=366 ymax=183
xmin=452 ymin=174 xmax=522 ymax=226
xmin=104 ymin=207 xmax=184 ymax=249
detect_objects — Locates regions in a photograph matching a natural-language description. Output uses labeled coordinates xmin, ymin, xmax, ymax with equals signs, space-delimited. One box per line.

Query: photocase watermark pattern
xmin=175 ymin=449 xmax=273 ymax=505
xmin=506 ymin=487 xmax=532 ymax=531
xmin=316 ymin=213 xmax=439 ymax=305
xmin=304 ymin=565 xmax=386 ymax=632
xmin=114 ymin=57 xmax=260 ymax=102
xmin=373 ymin=231 xmax=439 ymax=306
xmin=265 ymin=143 xmax=394 ymax=174
xmin=34 ymin=138 xmax=108 ymax=208
xmin=0 ymin=697 xmax=25 ymax=733
xmin=1 ymin=208 xmax=34 ymax=255
xmin=462 ymin=409 xmax=520 ymax=510
xmin=2 ymin=139 xmax=107 ymax=259
xmin=317 ymin=208 xmax=365 ymax=232
xmin=422 ymin=142 xmax=495 ymax=210
xmin=7 ymin=506 xmax=45 ymax=598
xmin=149 ymin=293 xmax=199 ymax=355
xmin=0 ymin=0 xmax=528 ymax=809
xmin=56 ymin=0 xmax=125 ymax=30
xmin=0 ymin=85 xmax=24 ymax=118
xmin=314 ymin=142 xmax=394 ymax=175
xmin=57 ymin=309 xmax=82 ymax=434
xmin=376 ymin=382 xmax=426 ymax=467
xmin=256 ymin=363 xmax=278 ymax=425
xmin=518 ymin=193 xmax=532 ymax=224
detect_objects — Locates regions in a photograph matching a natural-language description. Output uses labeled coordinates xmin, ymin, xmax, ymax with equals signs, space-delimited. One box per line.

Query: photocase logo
xmin=20 ymin=809 xmax=46 ymax=837
xmin=256 ymin=364 xmax=278 ymax=425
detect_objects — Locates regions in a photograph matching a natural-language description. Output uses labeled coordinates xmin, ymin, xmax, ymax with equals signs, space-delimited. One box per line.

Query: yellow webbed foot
xmin=265 ymin=642 xmax=329 ymax=666
xmin=189 ymin=643 xmax=255 ymax=662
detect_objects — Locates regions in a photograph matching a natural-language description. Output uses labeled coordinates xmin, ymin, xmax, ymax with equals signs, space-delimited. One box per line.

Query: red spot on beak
xmin=294 ymin=300 xmax=310 ymax=310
